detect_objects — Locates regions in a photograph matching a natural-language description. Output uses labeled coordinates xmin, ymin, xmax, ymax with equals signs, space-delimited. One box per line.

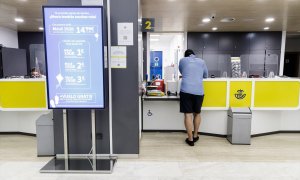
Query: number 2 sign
xmin=142 ymin=18 xmax=155 ymax=32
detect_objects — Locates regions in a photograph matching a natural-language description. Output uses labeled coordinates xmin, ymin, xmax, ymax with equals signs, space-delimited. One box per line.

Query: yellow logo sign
xmin=235 ymin=89 xmax=246 ymax=100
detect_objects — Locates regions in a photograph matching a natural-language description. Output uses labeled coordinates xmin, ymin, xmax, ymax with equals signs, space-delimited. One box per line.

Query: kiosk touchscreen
xmin=43 ymin=6 xmax=105 ymax=109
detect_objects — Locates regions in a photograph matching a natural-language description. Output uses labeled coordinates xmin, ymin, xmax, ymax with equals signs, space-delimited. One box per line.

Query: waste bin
xmin=36 ymin=112 xmax=54 ymax=156
xmin=227 ymin=107 xmax=252 ymax=145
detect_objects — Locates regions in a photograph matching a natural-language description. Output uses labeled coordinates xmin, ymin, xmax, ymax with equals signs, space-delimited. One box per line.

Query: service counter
xmin=0 ymin=78 xmax=48 ymax=111
xmin=0 ymin=78 xmax=49 ymax=134
xmin=143 ymin=78 xmax=300 ymax=135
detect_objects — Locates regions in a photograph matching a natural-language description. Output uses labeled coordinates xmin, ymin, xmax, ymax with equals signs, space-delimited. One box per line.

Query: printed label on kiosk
xmin=43 ymin=6 xmax=105 ymax=109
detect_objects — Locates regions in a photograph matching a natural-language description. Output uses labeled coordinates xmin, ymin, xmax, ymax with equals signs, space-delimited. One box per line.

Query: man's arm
xmin=179 ymin=59 xmax=183 ymax=74
xmin=203 ymin=63 xmax=208 ymax=78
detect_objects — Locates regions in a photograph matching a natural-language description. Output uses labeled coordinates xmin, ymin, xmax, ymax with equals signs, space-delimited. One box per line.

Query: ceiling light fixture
xmin=150 ymin=34 xmax=160 ymax=37
xmin=220 ymin=17 xmax=236 ymax=23
xmin=212 ymin=27 xmax=218 ymax=31
xmin=202 ymin=18 xmax=211 ymax=23
xmin=38 ymin=27 xmax=44 ymax=31
xmin=150 ymin=39 xmax=160 ymax=42
xmin=15 ymin=17 xmax=24 ymax=23
xmin=264 ymin=27 xmax=270 ymax=30
xmin=265 ymin=17 xmax=275 ymax=23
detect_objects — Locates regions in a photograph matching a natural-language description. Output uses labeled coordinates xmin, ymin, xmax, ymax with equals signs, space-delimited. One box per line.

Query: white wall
xmin=150 ymin=33 xmax=184 ymax=78
xmin=0 ymin=26 xmax=18 ymax=48
xmin=280 ymin=110 xmax=300 ymax=131
xmin=143 ymin=100 xmax=300 ymax=135
xmin=0 ymin=111 xmax=50 ymax=134
xmin=251 ymin=111 xmax=281 ymax=135
xmin=0 ymin=112 xmax=19 ymax=132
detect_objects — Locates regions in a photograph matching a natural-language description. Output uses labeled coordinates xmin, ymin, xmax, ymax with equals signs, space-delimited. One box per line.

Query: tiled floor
xmin=1 ymin=133 xmax=300 ymax=179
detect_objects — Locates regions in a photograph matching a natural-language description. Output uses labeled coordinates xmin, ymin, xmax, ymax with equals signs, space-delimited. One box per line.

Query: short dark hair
xmin=184 ymin=49 xmax=195 ymax=57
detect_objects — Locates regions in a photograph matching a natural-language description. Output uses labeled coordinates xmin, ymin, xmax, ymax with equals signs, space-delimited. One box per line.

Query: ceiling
xmin=0 ymin=0 xmax=47 ymax=32
xmin=141 ymin=0 xmax=300 ymax=32
xmin=150 ymin=33 xmax=184 ymax=50
xmin=1 ymin=0 xmax=300 ymax=33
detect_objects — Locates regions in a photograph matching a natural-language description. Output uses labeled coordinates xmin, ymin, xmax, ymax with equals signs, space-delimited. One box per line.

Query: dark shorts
xmin=180 ymin=91 xmax=204 ymax=113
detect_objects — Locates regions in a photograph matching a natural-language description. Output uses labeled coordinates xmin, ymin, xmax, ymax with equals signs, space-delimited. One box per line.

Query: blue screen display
xmin=43 ymin=7 xmax=105 ymax=109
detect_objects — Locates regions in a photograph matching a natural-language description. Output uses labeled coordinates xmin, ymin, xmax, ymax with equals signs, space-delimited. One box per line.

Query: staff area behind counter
xmin=143 ymin=78 xmax=300 ymax=136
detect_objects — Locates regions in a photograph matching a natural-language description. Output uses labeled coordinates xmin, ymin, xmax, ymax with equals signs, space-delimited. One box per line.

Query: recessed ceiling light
xmin=150 ymin=34 xmax=160 ymax=37
xmin=38 ymin=27 xmax=44 ymax=31
xmin=202 ymin=18 xmax=211 ymax=23
xmin=264 ymin=27 xmax=270 ymax=30
xmin=265 ymin=17 xmax=275 ymax=23
xmin=212 ymin=27 xmax=218 ymax=31
xmin=168 ymin=0 xmax=176 ymax=2
xmin=220 ymin=17 xmax=236 ymax=23
xmin=15 ymin=17 xmax=24 ymax=23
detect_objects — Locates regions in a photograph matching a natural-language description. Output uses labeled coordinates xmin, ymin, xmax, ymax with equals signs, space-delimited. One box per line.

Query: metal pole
xmin=279 ymin=31 xmax=286 ymax=76
xmin=107 ymin=0 xmax=113 ymax=155
xmin=91 ymin=109 xmax=96 ymax=170
xmin=63 ymin=109 xmax=69 ymax=170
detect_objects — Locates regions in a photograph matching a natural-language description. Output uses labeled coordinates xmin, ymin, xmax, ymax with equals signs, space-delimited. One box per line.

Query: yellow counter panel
xmin=203 ymin=81 xmax=227 ymax=108
xmin=0 ymin=79 xmax=47 ymax=110
xmin=229 ymin=81 xmax=252 ymax=108
xmin=254 ymin=81 xmax=300 ymax=108
xmin=202 ymin=78 xmax=300 ymax=110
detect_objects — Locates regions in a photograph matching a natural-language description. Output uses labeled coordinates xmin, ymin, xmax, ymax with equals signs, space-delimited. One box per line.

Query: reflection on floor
xmin=1 ymin=133 xmax=300 ymax=179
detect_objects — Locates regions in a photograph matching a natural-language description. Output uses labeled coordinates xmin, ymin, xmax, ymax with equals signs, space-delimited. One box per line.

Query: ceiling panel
xmin=0 ymin=0 xmax=300 ymax=33
xmin=0 ymin=0 xmax=46 ymax=32
xmin=141 ymin=0 xmax=300 ymax=32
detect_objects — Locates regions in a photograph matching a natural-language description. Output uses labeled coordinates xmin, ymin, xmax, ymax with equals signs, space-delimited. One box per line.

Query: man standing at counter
xmin=179 ymin=49 xmax=208 ymax=146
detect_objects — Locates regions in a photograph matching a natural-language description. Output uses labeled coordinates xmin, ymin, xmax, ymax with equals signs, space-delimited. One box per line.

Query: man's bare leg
xmin=193 ymin=113 xmax=201 ymax=138
xmin=184 ymin=113 xmax=193 ymax=141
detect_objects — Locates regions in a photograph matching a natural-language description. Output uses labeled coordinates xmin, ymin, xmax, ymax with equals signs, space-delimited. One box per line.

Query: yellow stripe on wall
xmin=0 ymin=81 xmax=47 ymax=108
xmin=254 ymin=81 xmax=300 ymax=107
xmin=203 ymin=81 xmax=227 ymax=107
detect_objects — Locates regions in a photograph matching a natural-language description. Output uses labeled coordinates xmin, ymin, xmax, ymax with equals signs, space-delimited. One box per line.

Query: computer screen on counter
xmin=43 ymin=6 xmax=105 ymax=109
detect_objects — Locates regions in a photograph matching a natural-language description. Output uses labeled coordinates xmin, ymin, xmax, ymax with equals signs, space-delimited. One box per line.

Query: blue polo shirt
xmin=179 ymin=55 xmax=208 ymax=95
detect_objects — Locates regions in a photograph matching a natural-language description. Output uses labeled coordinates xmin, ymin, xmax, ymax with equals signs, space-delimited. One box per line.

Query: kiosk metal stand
xmin=40 ymin=109 xmax=117 ymax=173
xmin=41 ymin=2 xmax=117 ymax=173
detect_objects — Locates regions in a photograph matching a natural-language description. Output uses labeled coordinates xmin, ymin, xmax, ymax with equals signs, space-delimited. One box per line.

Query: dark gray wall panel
xmin=249 ymin=32 xmax=266 ymax=51
xmin=187 ymin=32 xmax=204 ymax=53
xmin=53 ymin=109 xmax=64 ymax=154
xmin=51 ymin=0 xmax=139 ymax=155
xmin=47 ymin=0 xmax=81 ymax=6
xmin=286 ymin=37 xmax=300 ymax=52
xmin=266 ymin=32 xmax=282 ymax=50
xmin=18 ymin=32 xmax=44 ymax=74
xmin=234 ymin=33 xmax=250 ymax=51
xmin=219 ymin=33 xmax=234 ymax=51
xmin=67 ymin=110 xmax=92 ymax=154
xmin=143 ymin=32 xmax=147 ymax=80
xmin=49 ymin=0 xmax=110 ymax=155
xmin=202 ymin=33 xmax=219 ymax=51
xmin=1 ymin=47 xmax=27 ymax=77
xmin=110 ymin=0 xmax=139 ymax=154
xmin=187 ymin=32 xmax=281 ymax=77
xmin=96 ymin=0 xmax=110 ymax=154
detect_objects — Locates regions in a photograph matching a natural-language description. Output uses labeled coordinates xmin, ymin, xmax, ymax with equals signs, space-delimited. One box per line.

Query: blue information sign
xmin=150 ymin=51 xmax=163 ymax=80
xmin=43 ymin=6 xmax=105 ymax=109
